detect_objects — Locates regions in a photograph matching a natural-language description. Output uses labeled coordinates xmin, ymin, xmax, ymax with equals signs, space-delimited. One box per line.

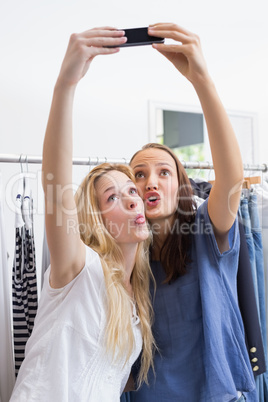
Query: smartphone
xmin=111 ymin=27 xmax=164 ymax=47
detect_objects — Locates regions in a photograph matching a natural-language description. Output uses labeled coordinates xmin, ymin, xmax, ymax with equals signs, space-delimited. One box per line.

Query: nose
xmin=145 ymin=172 xmax=158 ymax=191
xmin=125 ymin=195 xmax=138 ymax=210
xmin=146 ymin=181 xmax=158 ymax=191
xmin=129 ymin=201 xmax=137 ymax=209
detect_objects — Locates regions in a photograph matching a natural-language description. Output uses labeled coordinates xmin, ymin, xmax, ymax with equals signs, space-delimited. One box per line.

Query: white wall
xmin=1 ymin=0 xmax=268 ymax=289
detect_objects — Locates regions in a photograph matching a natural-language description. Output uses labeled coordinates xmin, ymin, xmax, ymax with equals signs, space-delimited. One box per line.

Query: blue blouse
xmin=127 ymin=199 xmax=257 ymax=402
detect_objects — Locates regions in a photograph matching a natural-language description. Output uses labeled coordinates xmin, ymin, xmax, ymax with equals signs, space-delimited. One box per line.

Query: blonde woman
xmin=10 ymin=28 xmax=154 ymax=401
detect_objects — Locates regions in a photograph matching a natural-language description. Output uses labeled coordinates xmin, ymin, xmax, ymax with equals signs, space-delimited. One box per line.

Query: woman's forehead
xmin=131 ymin=148 xmax=176 ymax=169
xmin=95 ymin=170 xmax=133 ymax=193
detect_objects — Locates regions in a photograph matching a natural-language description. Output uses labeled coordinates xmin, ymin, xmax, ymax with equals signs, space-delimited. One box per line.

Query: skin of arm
xmin=123 ymin=374 xmax=135 ymax=392
xmin=42 ymin=28 xmax=127 ymax=288
xmin=148 ymin=23 xmax=244 ymax=252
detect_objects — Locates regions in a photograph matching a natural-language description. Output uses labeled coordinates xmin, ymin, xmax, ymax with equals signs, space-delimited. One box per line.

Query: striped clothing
xmin=12 ymin=224 xmax=38 ymax=375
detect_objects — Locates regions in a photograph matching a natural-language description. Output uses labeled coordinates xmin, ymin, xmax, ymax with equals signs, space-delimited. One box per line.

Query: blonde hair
xmin=74 ymin=163 xmax=155 ymax=386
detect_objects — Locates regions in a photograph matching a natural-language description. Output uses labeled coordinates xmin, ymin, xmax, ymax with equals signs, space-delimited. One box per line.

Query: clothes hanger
xmin=242 ymin=179 xmax=251 ymax=189
xmin=22 ymin=156 xmax=33 ymax=232
xmin=243 ymin=176 xmax=261 ymax=186
xmin=15 ymin=155 xmax=26 ymax=230
xmin=242 ymin=163 xmax=261 ymax=186
xmin=206 ymin=161 xmax=214 ymax=182
xmin=208 ymin=177 xmax=257 ymax=190
xmin=192 ymin=161 xmax=203 ymax=181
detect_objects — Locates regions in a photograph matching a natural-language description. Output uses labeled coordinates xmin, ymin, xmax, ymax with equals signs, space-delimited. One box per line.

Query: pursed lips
xmin=135 ymin=213 xmax=146 ymax=225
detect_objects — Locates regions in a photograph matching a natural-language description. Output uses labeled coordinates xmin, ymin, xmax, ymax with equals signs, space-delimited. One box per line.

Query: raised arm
xmin=148 ymin=23 xmax=244 ymax=252
xmin=42 ymin=28 xmax=127 ymax=287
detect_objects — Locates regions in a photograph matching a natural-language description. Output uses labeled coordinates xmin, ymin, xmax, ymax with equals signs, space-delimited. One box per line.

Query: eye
xmin=107 ymin=194 xmax=119 ymax=202
xmin=160 ymin=169 xmax=170 ymax=176
xmin=135 ymin=171 xmax=145 ymax=179
xmin=129 ymin=187 xmax=138 ymax=195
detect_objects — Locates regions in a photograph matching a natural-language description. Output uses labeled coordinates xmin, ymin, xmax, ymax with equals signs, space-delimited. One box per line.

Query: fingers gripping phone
xmin=112 ymin=27 xmax=165 ymax=47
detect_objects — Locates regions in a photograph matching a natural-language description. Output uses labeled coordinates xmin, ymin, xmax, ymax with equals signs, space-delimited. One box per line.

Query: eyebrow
xmin=103 ymin=179 xmax=133 ymax=194
xmin=133 ymin=162 xmax=174 ymax=169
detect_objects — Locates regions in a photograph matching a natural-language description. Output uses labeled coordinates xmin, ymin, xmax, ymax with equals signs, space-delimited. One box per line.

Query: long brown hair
xmin=130 ymin=143 xmax=196 ymax=283
xmin=74 ymin=163 xmax=155 ymax=386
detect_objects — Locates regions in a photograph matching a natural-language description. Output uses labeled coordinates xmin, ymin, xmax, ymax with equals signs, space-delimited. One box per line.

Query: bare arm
xmin=192 ymin=78 xmax=243 ymax=251
xmin=42 ymin=28 xmax=126 ymax=288
xmin=148 ymin=23 xmax=243 ymax=252
xmin=123 ymin=373 xmax=135 ymax=392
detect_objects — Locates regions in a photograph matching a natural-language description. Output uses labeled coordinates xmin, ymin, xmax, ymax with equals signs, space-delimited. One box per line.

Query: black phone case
xmin=108 ymin=27 xmax=164 ymax=48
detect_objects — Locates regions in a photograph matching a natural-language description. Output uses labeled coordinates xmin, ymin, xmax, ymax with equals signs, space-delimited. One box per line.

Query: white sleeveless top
xmin=10 ymin=245 xmax=142 ymax=401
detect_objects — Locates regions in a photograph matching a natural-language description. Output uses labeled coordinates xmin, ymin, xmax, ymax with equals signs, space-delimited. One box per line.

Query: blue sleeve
xmin=197 ymin=197 xmax=239 ymax=258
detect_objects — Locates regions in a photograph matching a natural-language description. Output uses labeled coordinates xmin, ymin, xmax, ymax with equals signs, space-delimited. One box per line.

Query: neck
xmin=150 ymin=215 xmax=175 ymax=260
xmin=118 ymin=243 xmax=138 ymax=290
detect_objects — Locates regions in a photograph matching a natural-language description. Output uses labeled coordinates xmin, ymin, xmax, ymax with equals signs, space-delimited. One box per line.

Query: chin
xmin=136 ymin=229 xmax=150 ymax=242
xmin=145 ymin=211 xmax=163 ymax=221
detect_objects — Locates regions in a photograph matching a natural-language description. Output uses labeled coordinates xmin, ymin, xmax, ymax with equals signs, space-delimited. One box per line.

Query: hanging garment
xmin=190 ymin=179 xmax=266 ymax=375
xmin=249 ymin=194 xmax=268 ymax=357
xmin=41 ymin=223 xmax=50 ymax=288
xmin=240 ymin=197 xmax=260 ymax=313
xmin=12 ymin=175 xmax=38 ymax=376
xmin=0 ymin=174 xmax=15 ymax=402
xmin=255 ymin=180 xmax=268 ymax=348
xmin=237 ymin=218 xmax=266 ymax=375
xmin=247 ymin=192 xmax=268 ymax=401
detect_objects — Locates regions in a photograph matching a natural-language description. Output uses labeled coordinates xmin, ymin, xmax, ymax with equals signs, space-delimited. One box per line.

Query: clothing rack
xmin=0 ymin=154 xmax=267 ymax=172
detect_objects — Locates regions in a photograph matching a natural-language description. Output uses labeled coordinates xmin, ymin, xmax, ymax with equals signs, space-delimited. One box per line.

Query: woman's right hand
xmin=56 ymin=27 xmax=127 ymax=88
xmin=43 ymin=27 xmax=126 ymax=288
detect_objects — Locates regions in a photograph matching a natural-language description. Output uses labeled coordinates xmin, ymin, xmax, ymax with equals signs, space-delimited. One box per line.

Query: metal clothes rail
xmin=0 ymin=154 xmax=129 ymax=167
xmin=0 ymin=153 xmax=267 ymax=172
